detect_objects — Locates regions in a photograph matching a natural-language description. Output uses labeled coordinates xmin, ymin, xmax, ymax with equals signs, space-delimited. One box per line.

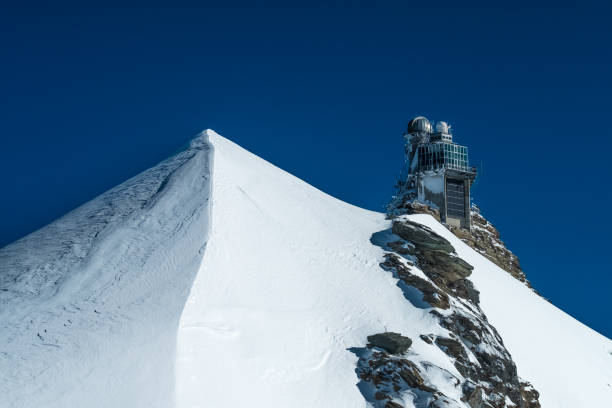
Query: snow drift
xmin=0 ymin=137 xmax=213 ymax=407
xmin=1 ymin=130 xmax=610 ymax=407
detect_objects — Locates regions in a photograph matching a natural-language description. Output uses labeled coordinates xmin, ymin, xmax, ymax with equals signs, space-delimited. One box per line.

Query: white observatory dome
xmin=407 ymin=116 xmax=432 ymax=134
xmin=436 ymin=121 xmax=450 ymax=134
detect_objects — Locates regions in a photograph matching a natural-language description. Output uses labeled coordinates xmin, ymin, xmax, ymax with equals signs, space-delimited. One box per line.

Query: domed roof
xmin=407 ymin=116 xmax=432 ymax=134
xmin=436 ymin=121 xmax=450 ymax=134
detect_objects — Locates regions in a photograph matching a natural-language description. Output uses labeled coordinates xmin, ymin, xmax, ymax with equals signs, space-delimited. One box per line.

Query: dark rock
xmin=382 ymin=253 xmax=450 ymax=309
xmin=420 ymin=334 xmax=433 ymax=344
xmin=390 ymin=220 xmax=476 ymax=306
xmin=448 ymin=278 xmax=480 ymax=304
xmin=374 ymin=391 xmax=387 ymax=400
xmin=387 ymin=195 xmax=442 ymax=221
xmin=466 ymin=387 xmax=495 ymax=408
xmin=435 ymin=337 xmax=467 ymax=360
xmin=398 ymin=360 xmax=437 ymax=393
xmin=353 ymin=347 xmax=441 ymax=407
xmin=368 ymin=332 xmax=413 ymax=354
xmin=429 ymin=310 xmax=444 ymax=319
xmin=366 ymin=209 xmax=542 ymax=408
xmin=450 ymin=205 xmax=537 ymax=291
xmin=406 ymin=200 xmax=441 ymax=221
xmin=520 ymin=381 xmax=541 ymax=408
xmin=388 ymin=240 xmax=415 ymax=255
xmin=392 ymin=220 xmax=454 ymax=253
xmin=413 ymin=249 xmax=475 ymax=304
xmin=391 ymin=201 xmax=537 ymax=293
xmin=398 ymin=360 xmax=424 ymax=387
xmin=417 ymin=250 xmax=473 ymax=283
xmin=439 ymin=313 xmax=484 ymax=346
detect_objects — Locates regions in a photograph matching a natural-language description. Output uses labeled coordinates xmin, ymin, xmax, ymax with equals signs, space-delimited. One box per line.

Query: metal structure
xmin=404 ymin=116 xmax=477 ymax=229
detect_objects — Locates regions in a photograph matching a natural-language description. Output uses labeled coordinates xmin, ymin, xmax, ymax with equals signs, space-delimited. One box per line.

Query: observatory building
xmin=403 ymin=116 xmax=477 ymax=229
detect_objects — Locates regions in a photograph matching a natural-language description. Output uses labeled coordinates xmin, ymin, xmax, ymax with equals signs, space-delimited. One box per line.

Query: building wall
xmin=445 ymin=176 xmax=471 ymax=229
xmin=417 ymin=173 xmax=446 ymax=215
xmin=417 ymin=172 xmax=472 ymax=230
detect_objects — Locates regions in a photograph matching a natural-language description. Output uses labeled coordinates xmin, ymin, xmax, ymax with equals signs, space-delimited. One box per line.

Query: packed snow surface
xmin=1 ymin=130 xmax=611 ymax=407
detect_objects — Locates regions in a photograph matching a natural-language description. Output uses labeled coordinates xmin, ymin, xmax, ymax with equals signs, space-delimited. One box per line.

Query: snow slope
xmin=0 ymin=137 xmax=213 ymax=407
xmin=175 ymin=132 xmax=460 ymax=407
xmin=176 ymin=131 xmax=612 ymax=407
xmin=1 ymin=130 xmax=611 ymax=407
xmin=409 ymin=214 xmax=612 ymax=408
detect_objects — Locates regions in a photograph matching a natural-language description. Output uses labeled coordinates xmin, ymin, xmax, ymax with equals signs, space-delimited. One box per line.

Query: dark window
xmin=446 ymin=179 xmax=465 ymax=218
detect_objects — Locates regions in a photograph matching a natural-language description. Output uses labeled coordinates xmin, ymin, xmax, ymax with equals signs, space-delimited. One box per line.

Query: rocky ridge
xmin=355 ymin=217 xmax=541 ymax=408
xmin=390 ymin=197 xmax=533 ymax=290
xmin=449 ymin=206 xmax=530 ymax=288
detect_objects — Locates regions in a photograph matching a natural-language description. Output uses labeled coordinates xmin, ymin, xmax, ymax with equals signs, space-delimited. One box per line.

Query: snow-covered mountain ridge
xmin=1 ymin=136 xmax=213 ymax=407
xmin=1 ymin=130 xmax=611 ymax=408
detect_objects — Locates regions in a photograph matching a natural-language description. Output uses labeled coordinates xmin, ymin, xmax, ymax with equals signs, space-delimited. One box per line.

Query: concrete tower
xmin=404 ymin=116 xmax=477 ymax=229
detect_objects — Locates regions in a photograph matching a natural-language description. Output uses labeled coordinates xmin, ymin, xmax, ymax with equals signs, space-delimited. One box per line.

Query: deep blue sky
xmin=1 ymin=2 xmax=610 ymax=338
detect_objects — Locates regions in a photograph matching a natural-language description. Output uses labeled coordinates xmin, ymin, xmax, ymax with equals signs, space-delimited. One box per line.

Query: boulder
xmin=367 ymin=332 xmax=413 ymax=354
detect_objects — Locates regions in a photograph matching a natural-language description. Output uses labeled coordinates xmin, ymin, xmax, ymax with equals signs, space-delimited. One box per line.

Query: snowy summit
xmin=1 ymin=129 xmax=611 ymax=408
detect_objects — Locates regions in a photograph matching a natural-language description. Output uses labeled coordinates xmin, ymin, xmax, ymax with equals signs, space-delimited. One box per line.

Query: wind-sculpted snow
xmin=177 ymin=132 xmax=612 ymax=407
xmin=0 ymin=135 xmax=213 ymax=407
xmin=1 ymin=130 xmax=611 ymax=408
xmin=175 ymin=133 xmax=462 ymax=407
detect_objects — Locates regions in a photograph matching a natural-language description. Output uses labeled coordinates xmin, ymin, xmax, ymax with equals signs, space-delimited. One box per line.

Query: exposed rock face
xmin=519 ymin=382 xmax=541 ymax=408
xmin=388 ymin=194 xmax=442 ymax=222
xmin=450 ymin=206 xmax=532 ymax=289
xmin=392 ymin=221 xmax=455 ymax=253
xmin=392 ymin=198 xmax=534 ymax=291
xmin=381 ymin=253 xmax=450 ymax=310
xmin=354 ymin=347 xmax=453 ymax=408
xmin=355 ymin=217 xmax=541 ymax=408
xmin=391 ymin=220 xmax=478 ymax=305
xmin=465 ymin=387 xmax=490 ymax=408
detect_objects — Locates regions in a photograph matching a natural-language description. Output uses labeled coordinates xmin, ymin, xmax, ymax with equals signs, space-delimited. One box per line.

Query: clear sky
xmin=1 ymin=2 xmax=610 ymax=338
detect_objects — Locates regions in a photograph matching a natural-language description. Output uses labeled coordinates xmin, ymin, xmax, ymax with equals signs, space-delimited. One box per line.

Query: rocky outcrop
xmin=519 ymin=382 xmax=541 ymax=408
xmin=450 ymin=205 xmax=533 ymax=290
xmin=391 ymin=219 xmax=478 ymax=305
xmin=392 ymin=221 xmax=454 ymax=253
xmin=381 ymin=253 xmax=450 ymax=309
xmin=353 ymin=347 xmax=453 ymax=408
xmin=388 ymin=195 xmax=441 ymax=222
xmin=367 ymin=332 xmax=413 ymax=354
xmin=355 ymin=217 xmax=541 ymax=408
xmin=392 ymin=197 xmax=535 ymax=292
